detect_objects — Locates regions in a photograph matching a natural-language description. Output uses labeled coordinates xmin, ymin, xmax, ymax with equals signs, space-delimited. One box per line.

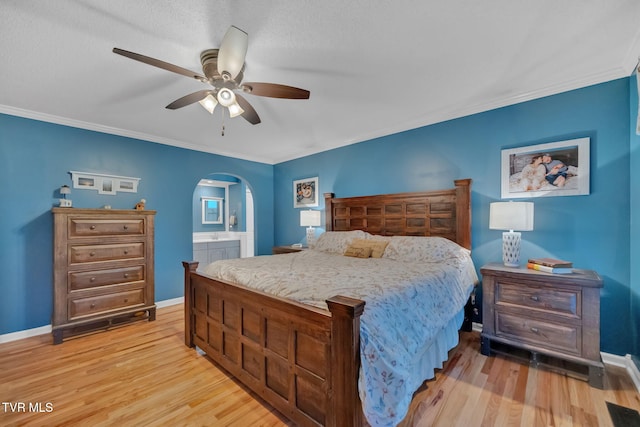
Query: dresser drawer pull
xmin=124 ymin=250 xmax=129 ymax=255
xmin=123 ymin=273 xmax=129 ymax=278
xmin=90 ymin=277 xmax=96 ymax=282
xmin=90 ymin=303 xmax=96 ymax=309
xmin=124 ymin=298 xmax=129 ymax=303
xmin=529 ymin=295 xmax=540 ymax=302
xmin=90 ymin=225 xmax=96 ymax=230
xmin=123 ymin=225 xmax=128 ymax=230
xmin=530 ymin=327 xmax=539 ymax=334
xmin=90 ymin=251 xmax=96 ymax=257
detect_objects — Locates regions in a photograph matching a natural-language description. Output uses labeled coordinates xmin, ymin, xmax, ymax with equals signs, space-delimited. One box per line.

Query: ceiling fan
xmin=113 ymin=26 xmax=310 ymax=126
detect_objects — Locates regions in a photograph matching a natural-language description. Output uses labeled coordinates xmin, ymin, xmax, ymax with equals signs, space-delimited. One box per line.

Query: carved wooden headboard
xmin=323 ymin=178 xmax=472 ymax=249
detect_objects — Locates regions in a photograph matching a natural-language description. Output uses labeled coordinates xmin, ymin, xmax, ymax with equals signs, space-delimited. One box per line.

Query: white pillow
xmin=313 ymin=230 xmax=368 ymax=254
xmin=381 ymin=236 xmax=467 ymax=263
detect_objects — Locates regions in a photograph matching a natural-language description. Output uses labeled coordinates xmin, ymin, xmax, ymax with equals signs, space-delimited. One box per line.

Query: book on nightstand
xmin=526 ymin=262 xmax=573 ymax=274
xmin=527 ymin=257 xmax=573 ymax=268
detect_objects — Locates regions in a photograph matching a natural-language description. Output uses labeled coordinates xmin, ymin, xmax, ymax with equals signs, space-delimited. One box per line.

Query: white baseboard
xmin=156 ymin=296 xmax=184 ymax=308
xmin=0 ymin=297 xmax=185 ymax=344
xmin=0 ymin=324 xmax=52 ymax=344
xmin=601 ymin=352 xmax=640 ymax=393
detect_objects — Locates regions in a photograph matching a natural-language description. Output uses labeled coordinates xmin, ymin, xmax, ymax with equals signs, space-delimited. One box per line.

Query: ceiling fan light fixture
xmin=217 ymin=88 xmax=235 ymax=107
xmin=198 ymin=94 xmax=218 ymax=114
xmin=227 ymin=101 xmax=245 ymax=118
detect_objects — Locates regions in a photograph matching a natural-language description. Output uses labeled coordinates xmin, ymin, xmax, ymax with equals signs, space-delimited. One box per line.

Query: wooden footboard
xmin=183 ymin=261 xmax=365 ymax=427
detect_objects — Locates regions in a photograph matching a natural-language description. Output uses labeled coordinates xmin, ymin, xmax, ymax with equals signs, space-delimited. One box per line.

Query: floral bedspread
xmin=201 ymin=247 xmax=477 ymax=426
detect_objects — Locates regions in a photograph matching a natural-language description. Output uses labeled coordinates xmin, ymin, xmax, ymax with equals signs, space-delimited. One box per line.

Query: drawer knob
xmin=90 ymin=252 xmax=96 ymax=257
xmin=90 ymin=303 xmax=96 ymax=309
xmin=90 ymin=277 xmax=96 ymax=282
xmin=124 ymin=298 xmax=129 ymax=303
xmin=529 ymin=295 xmax=540 ymax=302
xmin=530 ymin=327 xmax=539 ymax=334
xmin=90 ymin=225 xmax=96 ymax=230
xmin=124 ymin=250 xmax=129 ymax=255
xmin=124 ymin=273 xmax=129 ymax=278
xmin=123 ymin=225 xmax=128 ymax=230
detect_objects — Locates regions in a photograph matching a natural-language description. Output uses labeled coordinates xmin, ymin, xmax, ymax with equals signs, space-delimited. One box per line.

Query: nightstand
xmin=272 ymin=245 xmax=307 ymax=255
xmin=480 ymin=263 xmax=604 ymax=388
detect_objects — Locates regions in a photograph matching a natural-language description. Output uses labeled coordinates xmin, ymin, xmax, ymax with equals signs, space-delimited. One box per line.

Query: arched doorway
xmin=192 ymin=174 xmax=255 ymax=270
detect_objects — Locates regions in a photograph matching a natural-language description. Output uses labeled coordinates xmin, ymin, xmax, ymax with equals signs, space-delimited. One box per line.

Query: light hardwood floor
xmin=1 ymin=304 xmax=638 ymax=426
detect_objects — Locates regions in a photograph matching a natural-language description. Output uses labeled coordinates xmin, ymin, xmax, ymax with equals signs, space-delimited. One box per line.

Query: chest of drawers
xmin=480 ymin=263 xmax=604 ymax=387
xmin=52 ymin=208 xmax=156 ymax=344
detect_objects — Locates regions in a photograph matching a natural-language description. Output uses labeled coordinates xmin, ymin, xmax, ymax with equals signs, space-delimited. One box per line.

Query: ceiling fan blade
xmin=217 ymin=26 xmax=248 ymax=80
xmin=166 ymin=90 xmax=212 ymax=110
xmin=235 ymin=94 xmax=261 ymax=125
xmin=242 ymin=82 xmax=310 ymax=99
xmin=113 ymin=47 xmax=206 ymax=82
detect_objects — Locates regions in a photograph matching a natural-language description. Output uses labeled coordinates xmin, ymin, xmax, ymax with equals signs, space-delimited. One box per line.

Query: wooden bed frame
xmin=182 ymin=178 xmax=472 ymax=427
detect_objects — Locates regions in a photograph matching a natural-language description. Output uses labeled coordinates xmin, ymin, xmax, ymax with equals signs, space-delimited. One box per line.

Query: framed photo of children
xmin=501 ymin=137 xmax=590 ymax=199
xmin=293 ymin=176 xmax=319 ymax=208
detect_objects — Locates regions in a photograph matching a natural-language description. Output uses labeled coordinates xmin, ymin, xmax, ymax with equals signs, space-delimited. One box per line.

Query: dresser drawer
xmin=496 ymin=311 xmax=581 ymax=355
xmin=496 ymin=281 xmax=580 ymax=319
xmin=69 ymin=289 xmax=145 ymax=319
xmin=69 ymin=266 xmax=145 ymax=291
xmin=69 ymin=218 xmax=145 ymax=237
xmin=69 ymin=242 xmax=144 ymax=264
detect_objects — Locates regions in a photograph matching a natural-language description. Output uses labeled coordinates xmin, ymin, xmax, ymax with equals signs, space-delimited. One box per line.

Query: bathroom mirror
xmin=202 ymin=197 xmax=224 ymax=224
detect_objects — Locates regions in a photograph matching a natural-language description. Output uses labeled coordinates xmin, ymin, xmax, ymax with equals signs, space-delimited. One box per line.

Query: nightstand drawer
xmin=496 ymin=311 xmax=581 ymax=355
xmin=69 ymin=288 xmax=145 ymax=319
xmin=496 ymin=281 xmax=580 ymax=318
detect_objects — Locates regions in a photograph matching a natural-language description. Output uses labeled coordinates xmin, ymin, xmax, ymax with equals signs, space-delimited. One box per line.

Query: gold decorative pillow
xmin=347 ymin=238 xmax=389 ymax=258
xmin=361 ymin=238 xmax=390 ymax=258
xmin=344 ymin=244 xmax=373 ymax=258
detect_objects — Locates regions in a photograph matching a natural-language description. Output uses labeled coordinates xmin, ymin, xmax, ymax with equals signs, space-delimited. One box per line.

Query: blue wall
xmin=630 ymin=73 xmax=640 ymax=360
xmin=1 ymin=77 xmax=637 ymax=358
xmin=274 ymin=78 xmax=635 ymax=356
xmin=0 ymin=114 xmax=274 ymax=335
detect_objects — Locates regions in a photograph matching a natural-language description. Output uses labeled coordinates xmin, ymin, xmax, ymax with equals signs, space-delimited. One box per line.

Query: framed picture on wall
xmin=293 ymin=176 xmax=319 ymax=208
xmin=501 ymin=137 xmax=590 ymax=199
xmin=70 ymin=171 xmax=140 ymax=195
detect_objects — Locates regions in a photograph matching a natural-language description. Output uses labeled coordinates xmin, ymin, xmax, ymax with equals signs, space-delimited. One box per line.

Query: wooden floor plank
xmin=1 ymin=304 xmax=638 ymax=426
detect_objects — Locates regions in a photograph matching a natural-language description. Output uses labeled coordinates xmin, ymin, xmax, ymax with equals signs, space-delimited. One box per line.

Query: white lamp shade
xmin=227 ymin=101 xmax=244 ymax=118
xmin=489 ymin=202 xmax=534 ymax=231
xmin=300 ymin=210 xmax=321 ymax=227
xmin=198 ymin=94 xmax=218 ymax=114
xmin=60 ymin=185 xmax=71 ymax=195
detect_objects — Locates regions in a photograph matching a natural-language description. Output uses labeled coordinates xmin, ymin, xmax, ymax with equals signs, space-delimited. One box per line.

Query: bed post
xmin=182 ymin=261 xmax=198 ymax=348
xmin=454 ymin=178 xmax=472 ymax=250
xmin=324 ymin=192 xmax=335 ymax=231
xmin=326 ymin=295 xmax=366 ymax=427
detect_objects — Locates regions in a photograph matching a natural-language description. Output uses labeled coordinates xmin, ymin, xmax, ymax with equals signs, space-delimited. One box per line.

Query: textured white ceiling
xmin=2 ymin=1 xmax=640 ymax=164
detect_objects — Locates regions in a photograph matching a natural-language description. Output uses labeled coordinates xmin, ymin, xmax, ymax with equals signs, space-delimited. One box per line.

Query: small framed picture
xmin=99 ymin=179 xmax=116 ymax=195
xmin=501 ymin=137 xmax=590 ymax=199
xmin=293 ymin=177 xmax=319 ymax=208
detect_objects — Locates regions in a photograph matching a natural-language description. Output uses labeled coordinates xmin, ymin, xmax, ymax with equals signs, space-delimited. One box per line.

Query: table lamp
xmin=59 ymin=185 xmax=72 ymax=207
xmin=489 ymin=201 xmax=534 ymax=267
xmin=300 ymin=210 xmax=321 ymax=247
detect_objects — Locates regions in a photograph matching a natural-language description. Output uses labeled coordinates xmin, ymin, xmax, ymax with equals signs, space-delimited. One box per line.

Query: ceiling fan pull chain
xmin=221 ymin=108 xmax=226 ymax=136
